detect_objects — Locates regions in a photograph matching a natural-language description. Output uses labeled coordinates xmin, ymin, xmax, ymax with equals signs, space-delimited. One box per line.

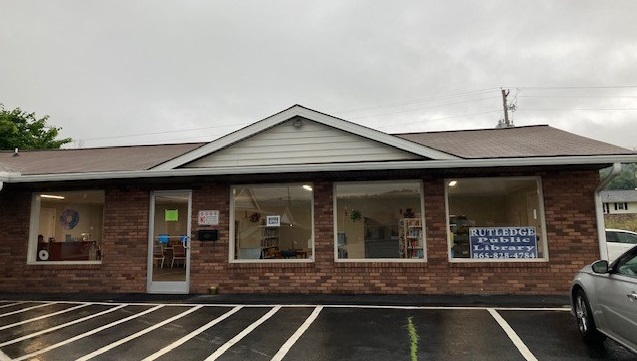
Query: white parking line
xmin=0 ymin=304 xmax=128 ymax=347
xmin=204 ymin=306 xmax=282 ymax=361
xmin=0 ymin=302 xmax=56 ymax=318
xmin=0 ymin=303 xmax=90 ymax=330
xmin=75 ymin=305 xmax=203 ymax=361
xmin=13 ymin=305 xmax=164 ymax=361
xmin=272 ymin=306 xmax=323 ymax=361
xmin=141 ymin=306 xmax=243 ymax=361
xmin=488 ymin=308 xmax=538 ymax=361
xmin=0 ymin=301 xmax=27 ymax=309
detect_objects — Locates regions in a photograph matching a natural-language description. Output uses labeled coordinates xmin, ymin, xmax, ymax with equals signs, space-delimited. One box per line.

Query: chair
xmin=153 ymin=242 xmax=166 ymax=268
xmin=171 ymin=243 xmax=186 ymax=268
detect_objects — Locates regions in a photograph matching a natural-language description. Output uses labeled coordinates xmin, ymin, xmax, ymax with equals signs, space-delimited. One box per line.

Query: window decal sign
xmin=469 ymin=227 xmax=537 ymax=259
xmin=165 ymin=209 xmax=178 ymax=221
xmin=198 ymin=210 xmax=219 ymax=225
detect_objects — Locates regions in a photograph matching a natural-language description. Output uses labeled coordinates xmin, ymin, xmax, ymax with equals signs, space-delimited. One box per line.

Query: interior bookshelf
xmin=400 ymin=218 xmax=423 ymax=258
xmin=261 ymin=226 xmax=279 ymax=258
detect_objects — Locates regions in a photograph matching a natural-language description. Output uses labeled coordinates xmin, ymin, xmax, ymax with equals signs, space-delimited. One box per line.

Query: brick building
xmin=1 ymin=105 xmax=635 ymax=295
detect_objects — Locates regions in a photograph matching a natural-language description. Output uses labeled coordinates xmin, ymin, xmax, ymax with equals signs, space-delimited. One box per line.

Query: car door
xmin=595 ymin=247 xmax=637 ymax=350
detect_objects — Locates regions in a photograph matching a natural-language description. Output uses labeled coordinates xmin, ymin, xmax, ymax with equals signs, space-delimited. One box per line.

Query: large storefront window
xmin=446 ymin=177 xmax=547 ymax=261
xmin=231 ymin=184 xmax=314 ymax=261
xmin=335 ymin=181 xmax=425 ymax=261
xmin=29 ymin=191 xmax=104 ymax=263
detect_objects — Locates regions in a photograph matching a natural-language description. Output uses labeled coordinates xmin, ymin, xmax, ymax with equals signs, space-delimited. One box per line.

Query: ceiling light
xmin=302 ymin=184 xmax=313 ymax=191
xmin=448 ymin=180 xmax=458 ymax=187
xmin=41 ymin=194 xmax=65 ymax=199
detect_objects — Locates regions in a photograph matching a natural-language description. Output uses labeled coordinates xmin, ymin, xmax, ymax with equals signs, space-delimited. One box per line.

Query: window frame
xmin=229 ymin=183 xmax=315 ymax=264
xmin=333 ymin=179 xmax=427 ymax=263
xmin=27 ymin=191 xmax=105 ymax=265
xmin=445 ymin=176 xmax=549 ymax=263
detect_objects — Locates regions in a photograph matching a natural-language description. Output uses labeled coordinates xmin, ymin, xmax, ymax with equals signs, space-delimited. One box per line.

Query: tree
xmin=601 ymin=163 xmax=637 ymax=190
xmin=0 ymin=103 xmax=72 ymax=150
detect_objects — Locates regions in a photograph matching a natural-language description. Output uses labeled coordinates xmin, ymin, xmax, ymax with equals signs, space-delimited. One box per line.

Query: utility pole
xmin=501 ymin=88 xmax=511 ymax=127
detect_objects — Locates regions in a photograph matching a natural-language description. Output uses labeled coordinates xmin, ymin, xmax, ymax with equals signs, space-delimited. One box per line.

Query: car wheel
xmin=574 ymin=289 xmax=606 ymax=343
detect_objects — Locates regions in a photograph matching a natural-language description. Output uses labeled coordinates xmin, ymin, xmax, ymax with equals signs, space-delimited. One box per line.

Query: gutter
xmin=595 ymin=163 xmax=623 ymax=260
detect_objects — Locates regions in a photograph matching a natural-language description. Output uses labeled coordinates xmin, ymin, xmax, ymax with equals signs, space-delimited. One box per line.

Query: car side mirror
xmin=591 ymin=260 xmax=609 ymax=274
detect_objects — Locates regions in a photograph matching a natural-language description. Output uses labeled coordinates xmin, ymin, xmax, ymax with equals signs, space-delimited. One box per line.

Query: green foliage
xmin=0 ymin=103 xmax=72 ymax=150
xmin=600 ymin=163 xmax=637 ymax=190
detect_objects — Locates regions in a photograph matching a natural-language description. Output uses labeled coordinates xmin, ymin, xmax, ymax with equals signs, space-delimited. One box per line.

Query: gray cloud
xmin=1 ymin=0 xmax=636 ymax=150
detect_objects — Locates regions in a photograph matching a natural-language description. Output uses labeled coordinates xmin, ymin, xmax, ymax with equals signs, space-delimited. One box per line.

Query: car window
xmin=606 ymin=231 xmax=620 ymax=243
xmin=616 ymin=248 xmax=637 ymax=278
xmin=617 ymin=232 xmax=637 ymax=245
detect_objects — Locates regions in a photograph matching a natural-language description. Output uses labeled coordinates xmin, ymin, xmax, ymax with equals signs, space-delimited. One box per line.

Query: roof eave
xmin=5 ymin=154 xmax=637 ymax=183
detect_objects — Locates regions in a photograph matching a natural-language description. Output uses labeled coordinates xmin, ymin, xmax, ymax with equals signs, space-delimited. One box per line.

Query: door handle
xmin=180 ymin=235 xmax=190 ymax=249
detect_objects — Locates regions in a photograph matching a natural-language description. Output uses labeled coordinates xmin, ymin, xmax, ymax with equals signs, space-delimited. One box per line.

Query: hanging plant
xmin=249 ymin=212 xmax=261 ymax=223
xmin=350 ymin=209 xmax=362 ymax=222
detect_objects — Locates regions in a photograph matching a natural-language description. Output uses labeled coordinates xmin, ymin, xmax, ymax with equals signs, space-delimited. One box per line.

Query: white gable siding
xmin=183 ymin=118 xmax=423 ymax=168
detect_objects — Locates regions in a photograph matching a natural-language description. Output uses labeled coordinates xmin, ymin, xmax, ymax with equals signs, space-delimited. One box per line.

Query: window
xmin=446 ymin=177 xmax=547 ymax=261
xmin=603 ymin=203 xmax=610 ymax=214
xmin=615 ymin=202 xmax=628 ymax=211
xmin=29 ymin=191 xmax=104 ymax=263
xmin=334 ymin=180 xmax=424 ymax=261
xmin=231 ymin=184 xmax=313 ymax=261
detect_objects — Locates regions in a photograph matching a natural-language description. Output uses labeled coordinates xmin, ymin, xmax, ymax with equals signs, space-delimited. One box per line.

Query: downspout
xmin=595 ymin=163 xmax=622 ymax=260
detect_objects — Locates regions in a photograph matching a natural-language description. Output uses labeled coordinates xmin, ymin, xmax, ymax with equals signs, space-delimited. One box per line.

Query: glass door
xmin=148 ymin=190 xmax=191 ymax=294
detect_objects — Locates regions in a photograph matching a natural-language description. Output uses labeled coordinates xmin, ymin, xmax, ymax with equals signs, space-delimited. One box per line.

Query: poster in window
xmin=165 ymin=209 xmax=179 ymax=221
xmin=198 ymin=210 xmax=220 ymax=225
xmin=469 ymin=226 xmax=538 ymax=259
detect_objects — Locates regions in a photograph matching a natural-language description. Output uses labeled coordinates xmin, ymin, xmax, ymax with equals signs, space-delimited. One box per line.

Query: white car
xmin=571 ymin=244 xmax=637 ymax=354
xmin=606 ymin=229 xmax=637 ymax=262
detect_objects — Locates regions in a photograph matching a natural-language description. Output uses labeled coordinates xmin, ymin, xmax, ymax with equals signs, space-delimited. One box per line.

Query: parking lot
xmin=0 ymin=298 xmax=635 ymax=361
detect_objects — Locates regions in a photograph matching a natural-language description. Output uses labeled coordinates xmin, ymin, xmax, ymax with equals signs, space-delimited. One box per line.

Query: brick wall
xmin=0 ymin=170 xmax=601 ymax=295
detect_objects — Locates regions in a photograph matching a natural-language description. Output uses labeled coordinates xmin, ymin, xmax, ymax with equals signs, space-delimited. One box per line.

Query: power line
xmin=346 ymin=97 xmax=500 ymax=120
xmin=78 ymin=123 xmax=250 ymax=141
xmin=376 ymin=110 xmax=502 ymax=130
xmin=519 ymin=95 xmax=637 ymax=99
xmin=333 ymin=88 xmax=499 ymax=115
xmin=506 ymin=85 xmax=637 ymax=90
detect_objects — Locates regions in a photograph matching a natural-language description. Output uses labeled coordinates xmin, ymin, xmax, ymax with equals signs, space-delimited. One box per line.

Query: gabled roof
xmin=395 ymin=125 xmax=632 ymax=158
xmin=151 ymin=105 xmax=458 ymax=170
xmin=0 ymin=105 xmax=635 ymax=183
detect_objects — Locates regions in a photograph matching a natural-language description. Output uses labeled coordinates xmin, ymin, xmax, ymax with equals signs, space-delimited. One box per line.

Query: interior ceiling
xmin=447 ymin=178 xmax=534 ymax=196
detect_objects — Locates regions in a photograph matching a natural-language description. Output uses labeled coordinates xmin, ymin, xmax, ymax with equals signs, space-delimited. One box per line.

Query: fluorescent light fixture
xmin=40 ymin=194 xmax=65 ymax=199
xmin=302 ymin=184 xmax=313 ymax=191
xmin=448 ymin=180 xmax=458 ymax=187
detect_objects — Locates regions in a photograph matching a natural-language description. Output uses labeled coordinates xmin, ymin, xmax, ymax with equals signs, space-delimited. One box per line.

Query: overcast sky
xmin=1 ymin=1 xmax=636 ymax=150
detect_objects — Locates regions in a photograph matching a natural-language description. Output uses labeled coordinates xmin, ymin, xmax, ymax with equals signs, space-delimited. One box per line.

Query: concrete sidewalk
xmin=0 ymin=292 xmax=571 ymax=308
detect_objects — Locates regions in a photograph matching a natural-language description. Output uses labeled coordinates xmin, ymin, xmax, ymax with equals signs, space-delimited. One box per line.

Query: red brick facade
xmin=0 ymin=169 xmax=601 ymax=295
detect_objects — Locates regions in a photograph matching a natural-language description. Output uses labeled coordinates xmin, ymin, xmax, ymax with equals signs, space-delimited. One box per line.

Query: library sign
xmin=469 ymin=227 xmax=538 ymax=259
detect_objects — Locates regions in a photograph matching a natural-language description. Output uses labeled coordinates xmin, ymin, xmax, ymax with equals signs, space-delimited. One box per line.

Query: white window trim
xmin=333 ymin=179 xmax=427 ymax=263
xmin=445 ymin=176 xmax=549 ymax=263
xmin=27 ymin=192 xmax=104 ymax=265
xmin=229 ymin=183 xmax=315 ymax=263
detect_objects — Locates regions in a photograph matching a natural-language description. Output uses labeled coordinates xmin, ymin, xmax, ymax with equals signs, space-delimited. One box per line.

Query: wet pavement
xmin=0 ymin=294 xmax=635 ymax=360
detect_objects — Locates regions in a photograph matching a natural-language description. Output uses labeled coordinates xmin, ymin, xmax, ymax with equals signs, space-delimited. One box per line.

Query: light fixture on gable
xmin=292 ymin=119 xmax=303 ymax=128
